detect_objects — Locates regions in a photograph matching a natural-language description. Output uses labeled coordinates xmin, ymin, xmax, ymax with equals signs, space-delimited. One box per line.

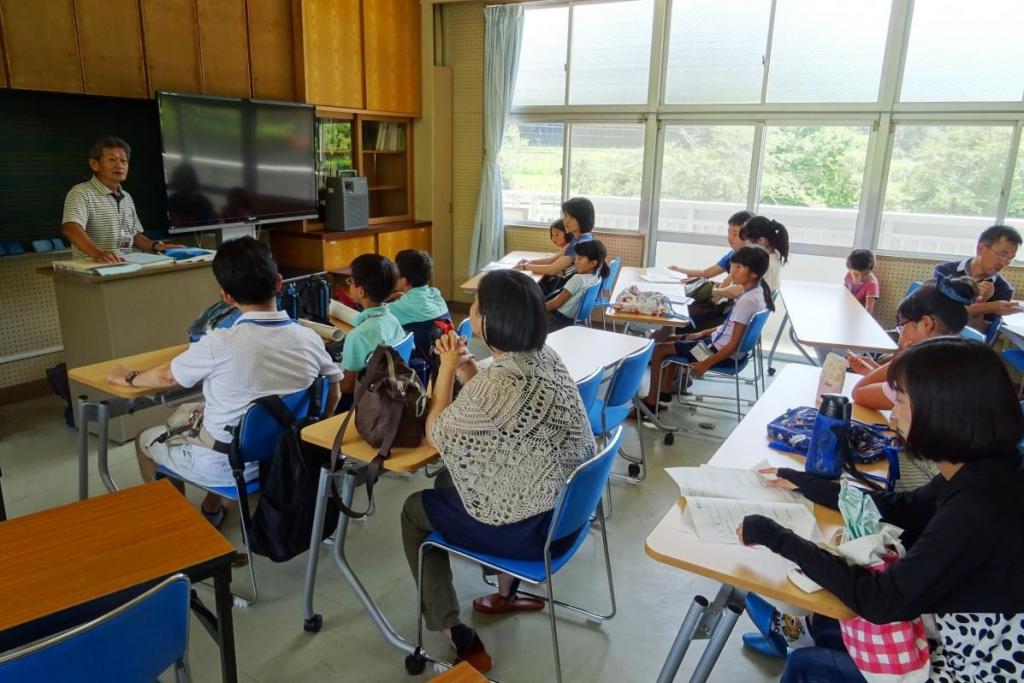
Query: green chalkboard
xmin=0 ymin=88 xmax=169 ymax=248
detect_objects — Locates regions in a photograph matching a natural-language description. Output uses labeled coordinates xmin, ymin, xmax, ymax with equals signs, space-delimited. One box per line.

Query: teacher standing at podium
xmin=61 ymin=135 xmax=181 ymax=263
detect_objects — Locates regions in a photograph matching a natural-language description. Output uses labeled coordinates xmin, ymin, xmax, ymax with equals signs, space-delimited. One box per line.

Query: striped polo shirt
xmin=62 ymin=175 xmax=144 ymax=259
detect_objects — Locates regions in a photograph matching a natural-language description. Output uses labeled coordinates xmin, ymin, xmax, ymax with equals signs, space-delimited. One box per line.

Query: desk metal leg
xmin=766 ymin=312 xmax=789 ymax=376
xmin=688 ymin=600 xmax=743 ymax=683
xmin=77 ymin=396 xmax=90 ymax=500
xmin=213 ymin=562 xmax=238 ymax=683
xmin=301 ymin=467 xmax=332 ymax=632
xmin=96 ymin=400 xmax=118 ymax=493
xmin=655 ymin=596 xmax=709 ymax=683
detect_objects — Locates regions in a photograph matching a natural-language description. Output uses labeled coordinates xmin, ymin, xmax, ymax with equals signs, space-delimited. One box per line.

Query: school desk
xmin=767 ymin=281 xmax=897 ymax=372
xmin=646 ymin=364 xmax=889 ymax=683
xmin=604 ymin=266 xmax=692 ymax=328
xmin=458 ymin=251 xmax=550 ymax=292
xmin=546 ymin=326 xmax=653 ymax=382
xmin=0 ymin=481 xmax=238 ymax=682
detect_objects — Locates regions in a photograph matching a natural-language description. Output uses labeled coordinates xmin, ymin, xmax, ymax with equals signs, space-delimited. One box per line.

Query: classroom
xmin=1 ymin=1 xmax=1023 ymax=681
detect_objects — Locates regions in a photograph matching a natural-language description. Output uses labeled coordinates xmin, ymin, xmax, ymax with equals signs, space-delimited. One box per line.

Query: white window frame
xmin=503 ymin=0 xmax=1024 ymax=265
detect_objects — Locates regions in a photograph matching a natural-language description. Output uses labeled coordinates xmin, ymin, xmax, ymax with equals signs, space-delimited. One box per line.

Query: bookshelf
xmin=357 ymin=116 xmax=414 ymax=224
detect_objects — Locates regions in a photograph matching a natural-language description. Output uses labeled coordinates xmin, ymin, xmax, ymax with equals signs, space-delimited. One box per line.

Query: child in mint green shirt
xmin=340 ymin=254 xmax=406 ymax=399
xmin=388 ymin=249 xmax=450 ymax=326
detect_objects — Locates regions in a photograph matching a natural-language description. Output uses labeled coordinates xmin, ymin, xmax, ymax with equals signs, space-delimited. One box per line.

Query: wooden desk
xmin=458 ymin=251 xmax=550 ymax=292
xmin=781 ymin=281 xmax=897 ymax=354
xmin=301 ymin=412 xmax=438 ymax=472
xmin=69 ymin=344 xmax=189 ymax=400
xmin=0 ymin=481 xmax=238 ymax=682
xmin=605 ymin=266 xmax=691 ymax=326
xmin=546 ymin=326 xmax=652 ymax=382
xmin=430 ymin=661 xmax=488 ymax=682
xmin=646 ymin=364 xmax=889 ymax=683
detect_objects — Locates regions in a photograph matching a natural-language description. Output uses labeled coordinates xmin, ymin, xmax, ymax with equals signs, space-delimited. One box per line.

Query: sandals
xmin=473 ymin=592 xmax=545 ymax=614
xmin=450 ymin=625 xmax=492 ymax=674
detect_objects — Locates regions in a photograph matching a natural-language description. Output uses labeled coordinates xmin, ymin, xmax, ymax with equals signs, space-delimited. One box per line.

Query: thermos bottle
xmin=806 ymin=394 xmax=852 ymax=478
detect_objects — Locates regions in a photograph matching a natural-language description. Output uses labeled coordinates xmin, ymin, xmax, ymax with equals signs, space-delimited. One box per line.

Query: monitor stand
xmin=218 ymin=224 xmax=257 ymax=243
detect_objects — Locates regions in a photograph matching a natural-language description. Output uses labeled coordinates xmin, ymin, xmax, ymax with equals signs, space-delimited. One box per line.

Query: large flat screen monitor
xmin=157 ymin=92 xmax=317 ymax=233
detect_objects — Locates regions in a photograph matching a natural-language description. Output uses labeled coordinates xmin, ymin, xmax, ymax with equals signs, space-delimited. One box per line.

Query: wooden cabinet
xmin=378 ymin=227 xmax=430 ymax=261
xmin=270 ymin=222 xmax=432 ymax=272
xmin=292 ymin=0 xmax=364 ymax=109
xmin=140 ymin=0 xmax=202 ymax=94
xmin=357 ymin=116 xmax=414 ymax=224
xmin=0 ymin=0 xmax=82 ymax=92
xmin=197 ymin=0 xmax=251 ymax=98
xmin=247 ymin=0 xmax=295 ymax=101
xmin=75 ymin=0 xmax=147 ymax=98
xmin=363 ymin=0 xmax=421 ymax=116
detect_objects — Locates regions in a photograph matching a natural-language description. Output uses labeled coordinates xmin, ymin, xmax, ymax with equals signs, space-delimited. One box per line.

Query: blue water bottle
xmin=409 ymin=357 xmax=429 ymax=388
xmin=805 ymin=394 xmax=852 ymax=478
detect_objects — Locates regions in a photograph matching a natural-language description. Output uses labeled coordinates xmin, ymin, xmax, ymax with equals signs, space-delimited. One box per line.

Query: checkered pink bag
xmin=839 ymin=554 xmax=930 ymax=683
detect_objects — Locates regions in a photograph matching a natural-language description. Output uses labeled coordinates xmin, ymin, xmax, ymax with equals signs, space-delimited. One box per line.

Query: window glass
xmin=1006 ymin=141 xmax=1024 ymax=227
xmin=759 ymin=125 xmax=871 ymax=247
xmin=569 ymin=0 xmax=654 ymax=105
xmin=767 ymin=0 xmax=891 ymax=103
xmin=664 ymin=0 xmax=770 ymax=104
xmin=880 ymin=125 xmax=1013 ymax=254
xmin=512 ymin=7 xmax=569 ymax=107
xmin=658 ymin=125 xmax=755 ymax=234
xmin=568 ymin=123 xmax=646 ymax=229
xmin=500 ymin=122 xmax=565 ymax=225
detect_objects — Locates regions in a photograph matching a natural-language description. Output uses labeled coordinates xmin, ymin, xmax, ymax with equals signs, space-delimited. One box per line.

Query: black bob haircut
xmin=562 ymin=197 xmax=595 ymax=233
xmin=212 ymin=236 xmax=279 ymax=305
xmin=888 ymin=336 xmax=1024 ymax=464
xmin=897 ymin=277 xmax=977 ymax=334
xmin=846 ymin=249 xmax=875 ymax=271
xmin=476 ymin=269 xmax=547 ymax=352
xmin=395 ymin=249 xmax=433 ymax=288
xmin=728 ymin=210 xmax=754 ymax=227
xmin=350 ymin=253 xmax=398 ymax=304
xmin=729 ymin=245 xmax=775 ymax=312
xmin=978 ymin=224 xmax=1022 ymax=247
xmin=90 ymin=135 xmax=131 ymax=161
xmin=574 ymin=238 xmax=611 ymax=279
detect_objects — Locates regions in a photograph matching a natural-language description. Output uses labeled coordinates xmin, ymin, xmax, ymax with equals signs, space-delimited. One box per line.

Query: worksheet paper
xmin=640 ymin=267 xmax=683 ymax=284
xmin=683 ymin=497 xmax=819 ymax=545
xmin=636 ymin=283 xmax=693 ymax=305
xmin=666 ymin=465 xmax=805 ymax=505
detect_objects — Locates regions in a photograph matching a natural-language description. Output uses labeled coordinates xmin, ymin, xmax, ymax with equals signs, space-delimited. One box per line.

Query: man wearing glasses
xmin=933 ymin=224 xmax=1023 ymax=331
xmin=61 ymin=135 xmax=182 ymax=263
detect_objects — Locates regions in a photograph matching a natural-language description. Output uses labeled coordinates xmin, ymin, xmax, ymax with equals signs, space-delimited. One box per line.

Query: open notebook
xmin=666 ymin=465 xmax=819 ymax=545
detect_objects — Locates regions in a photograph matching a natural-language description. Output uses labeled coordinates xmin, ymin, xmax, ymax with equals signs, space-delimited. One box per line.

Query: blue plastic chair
xmin=588 ymin=340 xmax=655 ymax=480
xmin=0 ymin=573 xmax=191 ymax=681
xmin=905 ymin=281 xmax=923 ymax=297
xmin=456 ymin=317 xmax=472 ymax=342
xmin=959 ymin=326 xmax=985 ymax=343
xmin=394 ymin=331 xmax=415 ymax=363
xmin=156 ymin=378 xmax=330 ymax=604
xmin=416 ymin=427 xmax=623 ymax=683
xmin=985 ymin=317 xmax=1003 ymax=346
xmin=575 ymin=367 xmax=603 ymax=415
xmin=573 ymin=280 xmax=604 ymax=327
xmin=402 ymin=317 xmax=453 ymax=362
xmin=660 ymin=308 xmax=772 ymax=423
xmin=595 ymin=257 xmax=622 ymax=329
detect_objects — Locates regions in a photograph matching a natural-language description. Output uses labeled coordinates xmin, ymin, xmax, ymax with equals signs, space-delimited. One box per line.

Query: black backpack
xmin=239 ymin=396 xmax=339 ymax=563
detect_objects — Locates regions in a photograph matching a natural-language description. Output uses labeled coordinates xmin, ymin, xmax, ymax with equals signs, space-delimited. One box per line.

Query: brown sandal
xmin=473 ymin=592 xmax=545 ymax=614
xmin=454 ymin=632 xmax=492 ymax=674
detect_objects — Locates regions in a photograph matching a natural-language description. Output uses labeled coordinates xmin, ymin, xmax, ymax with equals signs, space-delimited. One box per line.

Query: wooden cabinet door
xmin=378 ymin=227 xmax=431 ymax=261
xmin=75 ymin=0 xmax=147 ymax=97
xmin=363 ymin=0 xmax=421 ymax=115
xmin=324 ymin=234 xmax=376 ymax=271
xmin=0 ymin=0 xmax=83 ymax=92
xmin=197 ymin=0 xmax=251 ymax=98
xmin=140 ymin=0 xmax=202 ymax=94
xmin=293 ymin=0 xmax=363 ymax=108
xmin=247 ymin=0 xmax=295 ymax=101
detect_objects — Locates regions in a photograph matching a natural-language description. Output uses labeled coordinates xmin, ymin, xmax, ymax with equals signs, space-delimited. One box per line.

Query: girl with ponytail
xmin=741 ymin=216 xmax=789 ymax=293
xmin=641 ymin=245 xmax=772 ymax=412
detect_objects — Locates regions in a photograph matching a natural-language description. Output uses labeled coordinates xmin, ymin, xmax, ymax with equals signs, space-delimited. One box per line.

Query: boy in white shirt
xmin=107 ymin=236 xmax=342 ymax=527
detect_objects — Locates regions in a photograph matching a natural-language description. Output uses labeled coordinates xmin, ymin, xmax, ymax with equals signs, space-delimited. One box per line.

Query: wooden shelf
xmin=363 ymin=149 xmax=404 ymax=155
xmin=368 ymin=184 xmax=405 ymax=191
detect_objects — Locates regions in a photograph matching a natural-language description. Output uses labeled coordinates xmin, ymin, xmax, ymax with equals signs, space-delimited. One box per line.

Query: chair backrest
xmin=905 ymin=281 xmax=923 ymax=297
xmin=0 ymin=574 xmax=190 ymax=680
xmin=549 ymin=427 xmax=624 ymax=541
xmin=574 ymin=280 xmax=603 ymax=324
xmin=596 ymin=257 xmax=622 ymax=304
xmin=403 ymin=317 xmax=452 ymax=361
xmin=456 ymin=317 xmax=473 ymax=342
xmin=737 ymin=308 xmax=772 ymax=356
xmin=604 ymin=340 xmax=655 ymax=410
xmin=394 ymin=331 xmax=416 ymax=363
xmin=237 ymin=377 xmax=328 ymax=464
xmin=985 ymin=317 xmax=1003 ymax=346
xmin=575 ymin=367 xmax=603 ymax=414
xmin=959 ymin=325 xmax=985 ymax=343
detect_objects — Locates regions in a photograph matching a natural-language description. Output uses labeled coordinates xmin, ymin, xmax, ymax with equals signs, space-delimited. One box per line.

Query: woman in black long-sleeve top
xmin=740 ymin=337 xmax=1024 ymax=683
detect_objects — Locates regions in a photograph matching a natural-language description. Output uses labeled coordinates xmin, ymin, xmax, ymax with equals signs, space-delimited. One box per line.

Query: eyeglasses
xmin=986 ymin=245 xmax=1016 ymax=262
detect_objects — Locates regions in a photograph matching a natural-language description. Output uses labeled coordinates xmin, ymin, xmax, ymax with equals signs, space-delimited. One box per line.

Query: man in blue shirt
xmin=933 ymin=225 xmax=1022 ymax=330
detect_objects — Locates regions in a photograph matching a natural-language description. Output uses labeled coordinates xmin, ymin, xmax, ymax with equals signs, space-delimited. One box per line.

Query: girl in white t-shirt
xmin=641 ymin=245 xmax=773 ymax=412
xmin=546 ymin=239 xmax=609 ymax=332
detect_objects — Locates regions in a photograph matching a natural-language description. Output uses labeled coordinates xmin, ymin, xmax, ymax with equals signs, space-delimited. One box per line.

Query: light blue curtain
xmin=468 ymin=5 xmax=525 ymax=275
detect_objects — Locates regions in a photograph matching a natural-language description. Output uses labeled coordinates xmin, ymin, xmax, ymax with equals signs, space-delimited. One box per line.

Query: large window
xmin=506 ymin=0 xmax=1024 ymax=260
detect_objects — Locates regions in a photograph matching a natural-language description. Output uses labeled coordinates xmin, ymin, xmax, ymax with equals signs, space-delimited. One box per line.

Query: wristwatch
xmin=152 ymin=240 xmax=165 ymax=253
xmin=125 ymin=370 xmax=141 ymax=386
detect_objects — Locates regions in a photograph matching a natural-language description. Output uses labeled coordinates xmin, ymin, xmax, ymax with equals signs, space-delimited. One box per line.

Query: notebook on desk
xmin=123 ymin=252 xmax=174 ymax=267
